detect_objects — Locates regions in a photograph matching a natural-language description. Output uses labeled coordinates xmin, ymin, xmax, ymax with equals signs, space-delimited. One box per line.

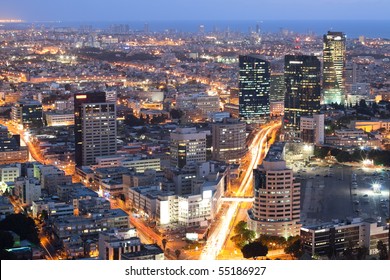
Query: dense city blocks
xmin=0 ymin=16 xmax=389 ymax=262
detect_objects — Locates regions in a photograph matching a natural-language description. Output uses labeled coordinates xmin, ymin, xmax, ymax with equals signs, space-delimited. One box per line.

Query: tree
xmin=170 ymin=109 xmax=184 ymax=120
xmin=314 ymin=146 xmax=331 ymax=159
xmin=257 ymin=235 xmax=286 ymax=249
xmin=241 ymin=241 xmax=268 ymax=260
xmin=356 ymin=246 xmax=368 ymax=260
xmin=0 ymin=230 xmax=16 ymax=260
xmin=230 ymin=221 xmax=256 ymax=249
xmin=40 ymin=210 xmax=48 ymax=221
xmin=284 ymin=237 xmax=303 ymax=259
xmin=0 ymin=214 xmax=39 ymax=245
xmin=0 ymin=230 xmax=14 ymax=249
xmin=342 ymin=246 xmax=354 ymax=260
xmin=334 ymin=150 xmax=352 ymax=163
xmin=377 ymin=241 xmax=388 ymax=260
xmin=162 ymin=239 xmax=168 ymax=251
xmin=359 ymin=99 xmax=367 ymax=108
xmin=174 ymin=249 xmax=181 ymax=259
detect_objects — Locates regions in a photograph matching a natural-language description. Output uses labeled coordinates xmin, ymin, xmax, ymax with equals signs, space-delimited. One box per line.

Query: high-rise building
xmin=270 ymin=73 xmax=285 ymax=102
xmin=239 ymin=55 xmax=270 ymax=122
xmin=11 ymin=100 xmax=43 ymax=128
xmin=170 ymin=127 xmax=207 ymax=169
xmin=323 ymin=31 xmax=346 ymax=105
xmin=74 ymin=92 xmax=117 ymax=167
xmin=247 ymin=142 xmax=301 ymax=238
xmin=284 ymin=55 xmax=321 ymax=135
xmin=211 ymin=118 xmax=247 ymax=163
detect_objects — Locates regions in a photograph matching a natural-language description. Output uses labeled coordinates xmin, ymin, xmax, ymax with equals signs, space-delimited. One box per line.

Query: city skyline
xmin=0 ymin=0 xmax=389 ymax=263
xmin=1 ymin=0 xmax=390 ymax=21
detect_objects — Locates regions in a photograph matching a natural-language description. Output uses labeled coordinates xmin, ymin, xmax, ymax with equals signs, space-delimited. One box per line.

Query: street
xmin=200 ymin=121 xmax=281 ymax=260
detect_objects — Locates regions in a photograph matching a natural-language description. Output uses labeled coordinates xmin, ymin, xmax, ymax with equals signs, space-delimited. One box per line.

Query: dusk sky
xmin=1 ymin=0 xmax=389 ymax=22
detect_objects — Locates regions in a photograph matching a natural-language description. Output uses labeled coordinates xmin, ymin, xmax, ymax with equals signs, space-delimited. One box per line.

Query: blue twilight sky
xmin=0 ymin=0 xmax=389 ymax=21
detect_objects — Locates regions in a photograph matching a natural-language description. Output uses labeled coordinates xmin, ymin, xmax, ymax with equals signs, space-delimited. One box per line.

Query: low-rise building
xmin=45 ymin=111 xmax=75 ymax=126
xmin=95 ymin=154 xmax=161 ymax=173
xmin=0 ymin=163 xmax=21 ymax=184
xmin=0 ymin=196 xmax=14 ymax=219
xmin=121 ymin=244 xmax=164 ymax=260
xmin=301 ymin=218 xmax=389 ymax=257
xmin=0 ymin=133 xmax=28 ymax=164
xmin=353 ymin=119 xmax=390 ymax=132
xmin=334 ymin=129 xmax=366 ymax=138
xmin=98 ymin=228 xmax=164 ymax=260
xmin=93 ymin=166 xmax=132 ymax=197
xmin=98 ymin=228 xmax=138 ymax=260
xmin=52 ymin=209 xmax=129 ymax=241
xmin=32 ymin=197 xmax=74 ymax=218
xmin=14 ymin=177 xmax=41 ymax=205
xmin=78 ymin=197 xmax=111 ymax=215
xmin=300 ymin=114 xmax=324 ymax=145
xmin=56 ymin=183 xmax=98 ymax=204
xmin=325 ymin=136 xmax=381 ymax=148
xmin=176 ymin=93 xmax=220 ymax=119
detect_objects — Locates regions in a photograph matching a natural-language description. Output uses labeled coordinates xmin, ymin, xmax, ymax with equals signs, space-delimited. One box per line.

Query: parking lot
xmin=296 ymin=163 xmax=390 ymax=226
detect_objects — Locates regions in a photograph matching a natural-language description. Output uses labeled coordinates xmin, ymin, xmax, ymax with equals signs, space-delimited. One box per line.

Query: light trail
xmin=200 ymin=122 xmax=280 ymax=260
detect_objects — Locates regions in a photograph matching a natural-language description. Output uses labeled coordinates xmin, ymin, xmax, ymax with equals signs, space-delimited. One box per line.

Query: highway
xmin=200 ymin=122 xmax=281 ymax=260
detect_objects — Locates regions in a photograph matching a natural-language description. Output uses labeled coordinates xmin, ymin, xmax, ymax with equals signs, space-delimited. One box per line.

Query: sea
xmin=13 ymin=20 xmax=390 ymax=39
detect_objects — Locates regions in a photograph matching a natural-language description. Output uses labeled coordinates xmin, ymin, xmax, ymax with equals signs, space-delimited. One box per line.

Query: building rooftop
xmin=301 ymin=218 xmax=364 ymax=231
xmin=94 ymin=166 xmax=131 ymax=175
xmin=263 ymin=142 xmax=285 ymax=162
xmin=121 ymin=244 xmax=163 ymax=260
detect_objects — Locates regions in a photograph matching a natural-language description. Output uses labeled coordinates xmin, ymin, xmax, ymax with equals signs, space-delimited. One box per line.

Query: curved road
xmin=200 ymin=122 xmax=281 ymax=260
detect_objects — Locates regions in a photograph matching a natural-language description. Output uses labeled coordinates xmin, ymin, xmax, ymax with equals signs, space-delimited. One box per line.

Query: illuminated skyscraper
xmin=323 ymin=31 xmax=346 ymax=105
xmin=74 ymin=92 xmax=117 ymax=167
xmin=270 ymin=73 xmax=285 ymax=102
xmin=284 ymin=55 xmax=321 ymax=134
xmin=248 ymin=142 xmax=301 ymax=238
xmin=239 ymin=55 xmax=270 ymax=122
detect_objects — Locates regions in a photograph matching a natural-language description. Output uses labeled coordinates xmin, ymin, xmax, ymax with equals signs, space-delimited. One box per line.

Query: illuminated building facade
xmin=323 ymin=31 xmax=346 ymax=105
xmin=248 ymin=142 xmax=301 ymax=238
xmin=74 ymin=92 xmax=117 ymax=167
xmin=270 ymin=72 xmax=285 ymax=102
xmin=300 ymin=114 xmax=325 ymax=145
xmin=11 ymin=100 xmax=43 ymax=128
xmin=170 ymin=127 xmax=207 ymax=169
xmin=211 ymin=118 xmax=246 ymax=163
xmin=284 ymin=55 xmax=321 ymax=135
xmin=239 ymin=55 xmax=270 ymax=122
xmin=45 ymin=112 xmax=75 ymax=126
